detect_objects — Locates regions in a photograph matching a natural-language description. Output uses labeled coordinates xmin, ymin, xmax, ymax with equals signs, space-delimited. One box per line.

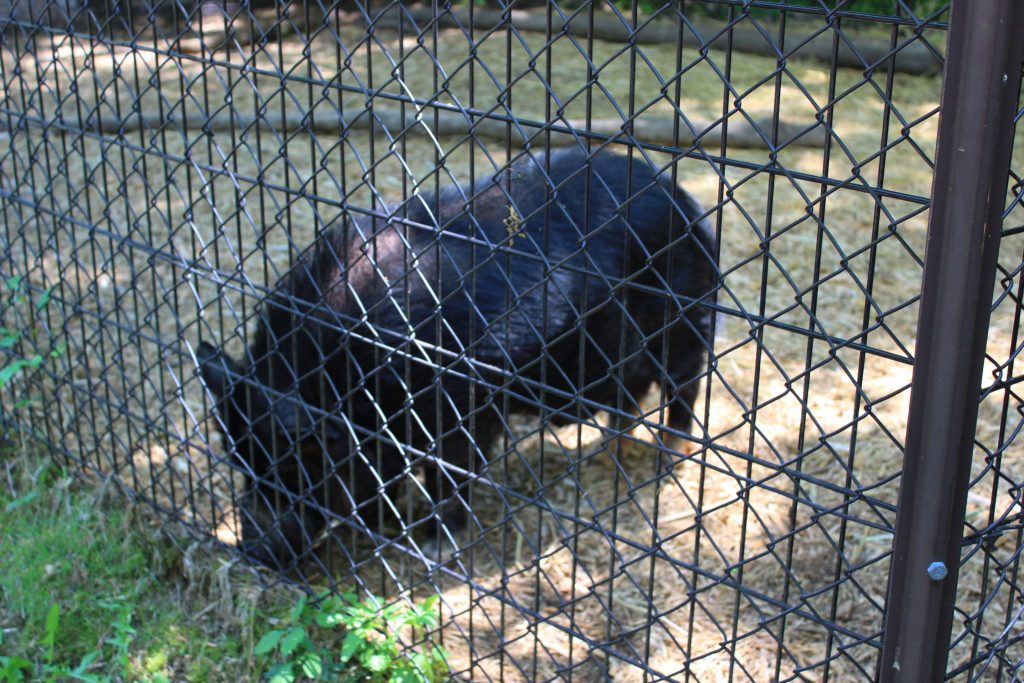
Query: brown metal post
xmin=878 ymin=1 xmax=1024 ymax=680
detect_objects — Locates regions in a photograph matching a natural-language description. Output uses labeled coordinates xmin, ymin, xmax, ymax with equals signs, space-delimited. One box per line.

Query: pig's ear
xmin=196 ymin=341 xmax=242 ymax=399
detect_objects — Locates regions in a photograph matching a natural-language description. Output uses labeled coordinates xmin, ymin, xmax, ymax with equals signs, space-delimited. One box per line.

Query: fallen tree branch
xmin=397 ymin=6 xmax=943 ymax=77
xmin=77 ymin=103 xmax=825 ymax=150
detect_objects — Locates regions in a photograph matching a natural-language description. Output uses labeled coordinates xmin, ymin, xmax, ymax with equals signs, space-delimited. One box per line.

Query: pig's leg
xmin=421 ymin=466 xmax=466 ymax=562
xmin=419 ymin=419 xmax=492 ymax=563
xmin=661 ymin=333 xmax=708 ymax=457
xmin=660 ymin=263 xmax=715 ymax=456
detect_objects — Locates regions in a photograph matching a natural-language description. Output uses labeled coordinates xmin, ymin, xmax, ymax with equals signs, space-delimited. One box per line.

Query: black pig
xmin=197 ymin=147 xmax=717 ymax=568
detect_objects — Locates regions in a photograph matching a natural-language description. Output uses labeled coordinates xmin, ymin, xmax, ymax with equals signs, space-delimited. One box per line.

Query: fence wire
xmin=4 ymin=0 xmax=1021 ymax=680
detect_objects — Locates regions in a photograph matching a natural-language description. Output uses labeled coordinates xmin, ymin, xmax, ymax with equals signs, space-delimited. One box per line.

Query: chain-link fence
xmin=1 ymin=0 xmax=1022 ymax=679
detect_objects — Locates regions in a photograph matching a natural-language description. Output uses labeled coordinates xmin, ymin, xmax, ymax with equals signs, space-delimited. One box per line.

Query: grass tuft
xmin=0 ymin=444 xmax=297 ymax=682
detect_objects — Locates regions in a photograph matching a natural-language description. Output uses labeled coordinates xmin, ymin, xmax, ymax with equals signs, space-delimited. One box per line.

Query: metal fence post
xmin=878 ymin=1 xmax=1024 ymax=680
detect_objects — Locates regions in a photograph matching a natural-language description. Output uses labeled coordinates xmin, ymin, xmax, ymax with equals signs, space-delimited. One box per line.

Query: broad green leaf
xmin=4 ymin=491 xmax=38 ymax=512
xmin=67 ymin=651 xmax=98 ymax=678
xmin=339 ymin=631 xmax=362 ymax=663
xmin=6 ymin=275 xmax=22 ymax=291
xmin=298 ymin=652 xmax=323 ymax=679
xmin=388 ymin=664 xmax=420 ymax=683
xmin=381 ymin=637 xmax=399 ymax=658
xmin=278 ymin=626 xmax=306 ymax=656
xmin=340 ymin=607 xmax=368 ymax=630
xmin=404 ymin=604 xmax=436 ymax=629
xmin=0 ymin=334 xmax=18 ymax=347
xmin=288 ymin=595 xmax=307 ymax=623
xmin=43 ymin=602 xmax=59 ymax=634
xmin=0 ymin=359 xmax=27 ymax=385
xmin=365 ymin=652 xmax=391 ymax=673
xmin=1 ymin=656 xmax=32 ymax=669
xmin=0 ymin=656 xmax=32 ymax=683
xmin=253 ymin=629 xmax=285 ymax=655
xmin=43 ymin=603 xmax=60 ymax=662
xmin=66 ymin=671 xmax=104 ymax=682
xmin=266 ymin=663 xmax=295 ymax=683
xmin=315 ymin=610 xmax=344 ymax=628
xmin=425 ymin=646 xmax=447 ymax=676
xmin=411 ymin=652 xmax=433 ymax=675
xmin=34 ymin=288 xmax=52 ymax=311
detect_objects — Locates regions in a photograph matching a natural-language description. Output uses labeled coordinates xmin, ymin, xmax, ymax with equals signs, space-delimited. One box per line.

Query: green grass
xmin=0 ymin=273 xmax=283 ymax=681
xmin=0 ymin=447 xmax=295 ymax=682
xmin=0 ymin=446 xmax=449 ymax=682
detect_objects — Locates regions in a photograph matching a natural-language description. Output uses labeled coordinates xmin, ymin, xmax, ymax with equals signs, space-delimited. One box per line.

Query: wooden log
xmin=79 ymin=101 xmax=825 ymax=150
xmin=394 ymin=5 xmax=942 ymax=76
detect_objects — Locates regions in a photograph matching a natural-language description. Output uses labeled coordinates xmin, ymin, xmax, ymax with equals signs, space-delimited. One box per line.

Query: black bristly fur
xmin=199 ymin=147 xmax=718 ymax=568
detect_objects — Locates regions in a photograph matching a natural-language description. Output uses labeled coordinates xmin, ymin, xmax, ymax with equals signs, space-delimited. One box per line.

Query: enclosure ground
xmin=2 ymin=6 xmax=1024 ymax=681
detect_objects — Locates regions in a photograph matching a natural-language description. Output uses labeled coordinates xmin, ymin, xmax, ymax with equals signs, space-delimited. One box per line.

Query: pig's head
xmin=195 ymin=340 xmax=347 ymax=568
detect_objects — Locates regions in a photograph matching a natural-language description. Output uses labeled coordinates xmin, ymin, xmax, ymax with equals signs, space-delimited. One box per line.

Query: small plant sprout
xmin=255 ymin=592 xmax=447 ymax=682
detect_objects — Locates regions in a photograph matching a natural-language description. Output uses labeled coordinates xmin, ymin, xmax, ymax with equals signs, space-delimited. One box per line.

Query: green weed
xmin=0 ymin=443 xmax=448 ymax=682
xmin=1 ymin=272 xmax=65 ymax=455
xmin=0 ymin=601 xmax=138 ymax=683
xmin=0 ymin=443 xmax=297 ymax=682
xmin=255 ymin=593 xmax=448 ymax=683
xmin=0 ymin=275 xmax=64 ymax=392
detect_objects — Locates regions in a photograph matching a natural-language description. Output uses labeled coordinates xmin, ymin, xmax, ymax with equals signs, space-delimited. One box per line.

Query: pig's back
xmin=388 ymin=148 xmax=709 ymax=366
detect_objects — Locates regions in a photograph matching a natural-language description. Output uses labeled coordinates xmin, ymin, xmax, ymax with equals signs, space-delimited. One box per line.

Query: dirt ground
xmin=2 ymin=9 xmax=1023 ymax=681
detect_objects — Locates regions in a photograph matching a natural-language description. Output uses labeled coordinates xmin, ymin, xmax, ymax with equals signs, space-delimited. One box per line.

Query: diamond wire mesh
xmin=0 ymin=0 xmax=1004 ymax=680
